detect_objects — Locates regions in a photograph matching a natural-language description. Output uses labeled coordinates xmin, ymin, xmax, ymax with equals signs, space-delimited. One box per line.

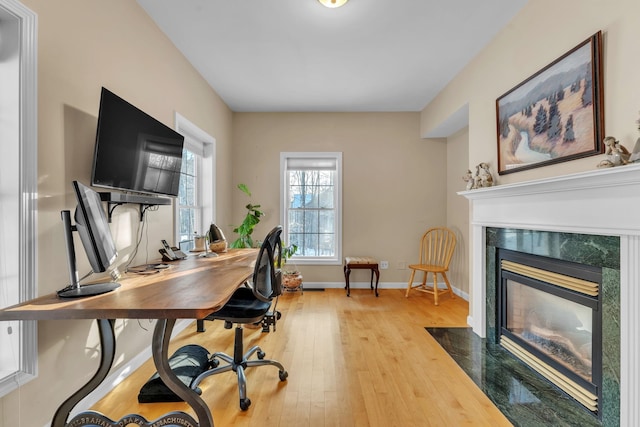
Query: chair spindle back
xmin=419 ymin=227 xmax=456 ymax=268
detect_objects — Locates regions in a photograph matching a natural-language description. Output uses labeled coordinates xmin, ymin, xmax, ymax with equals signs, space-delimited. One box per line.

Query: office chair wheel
xmin=257 ymin=350 xmax=266 ymax=359
xmin=208 ymin=358 xmax=220 ymax=369
xmin=240 ymin=397 xmax=251 ymax=411
xmin=276 ymin=311 xmax=282 ymax=320
xmin=279 ymin=370 xmax=288 ymax=381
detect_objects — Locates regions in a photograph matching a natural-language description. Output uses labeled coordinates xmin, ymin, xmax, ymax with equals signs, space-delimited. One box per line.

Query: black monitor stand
xmin=57 ymin=210 xmax=120 ymax=298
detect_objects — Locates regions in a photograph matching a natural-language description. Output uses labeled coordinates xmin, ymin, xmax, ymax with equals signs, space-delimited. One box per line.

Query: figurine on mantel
xmin=462 ymin=162 xmax=495 ymax=189
xmin=598 ymin=136 xmax=631 ymax=168
xmin=477 ymin=162 xmax=494 ymax=188
xmin=629 ymin=113 xmax=640 ymax=163
xmin=462 ymin=169 xmax=474 ymax=190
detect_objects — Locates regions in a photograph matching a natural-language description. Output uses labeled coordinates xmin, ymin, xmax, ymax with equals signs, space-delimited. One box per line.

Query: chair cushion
xmin=345 ymin=256 xmax=378 ymax=265
xmin=206 ymin=287 xmax=272 ymax=324
xmin=138 ymin=344 xmax=210 ymax=403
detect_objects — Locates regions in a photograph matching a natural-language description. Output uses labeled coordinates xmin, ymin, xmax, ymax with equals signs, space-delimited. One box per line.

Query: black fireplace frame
xmin=496 ymin=248 xmax=603 ymax=418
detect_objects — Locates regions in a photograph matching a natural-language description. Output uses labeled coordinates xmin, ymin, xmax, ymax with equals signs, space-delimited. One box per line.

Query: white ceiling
xmin=137 ymin=0 xmax=528 ymax=113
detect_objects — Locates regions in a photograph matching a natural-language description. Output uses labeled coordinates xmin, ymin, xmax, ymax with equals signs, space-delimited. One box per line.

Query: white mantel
xmin=459 ymin=163 xmax=640 ymax=426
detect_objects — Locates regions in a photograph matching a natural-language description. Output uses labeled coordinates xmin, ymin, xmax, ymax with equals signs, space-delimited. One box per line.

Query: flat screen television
xmin=58 ymin=181 xmax=121 ymax=298
xmin=91 ymin=87 xmax=185 ymax=197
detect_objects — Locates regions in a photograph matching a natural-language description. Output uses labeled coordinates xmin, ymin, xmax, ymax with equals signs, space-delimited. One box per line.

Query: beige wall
xmin=1 ymin=1 xmax=234 ymax=425
xmin=446 ymin=127 xmax=470 ymax=297
xmin=232 ymin=112 xmax=447 ymax=284
xmin=421 ymin=0 xmax=640 ymax=323
xmin=422 ymin=0 xmax=640 ymax=179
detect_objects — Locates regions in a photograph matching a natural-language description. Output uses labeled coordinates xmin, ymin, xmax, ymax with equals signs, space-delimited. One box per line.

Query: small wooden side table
xmin=343 ymin=256 xmax=379 ymax=297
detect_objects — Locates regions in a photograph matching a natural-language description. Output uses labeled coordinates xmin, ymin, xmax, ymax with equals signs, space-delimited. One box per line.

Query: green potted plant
xmin=278 ymin=243 xmax=298 ymax=270
xmin=230 ymin=183 xmax=264 ymax=249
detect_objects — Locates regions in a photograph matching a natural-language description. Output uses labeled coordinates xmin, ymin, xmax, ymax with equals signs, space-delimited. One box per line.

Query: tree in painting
xmin=564 ymin=115 xmax=575 ymax=143
xmin=547 ymin=97 xmax=562 ymax=141
xmin=533 ymin=105 xmax=548 ymax=135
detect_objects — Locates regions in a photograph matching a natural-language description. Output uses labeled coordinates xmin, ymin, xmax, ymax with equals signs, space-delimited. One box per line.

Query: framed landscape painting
xmin=496 ymin=32 xmax=604 ymax=175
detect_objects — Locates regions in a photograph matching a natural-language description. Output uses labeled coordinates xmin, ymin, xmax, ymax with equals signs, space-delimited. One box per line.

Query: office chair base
xmin=191 ymin=326 xmax=288 ymax=411
xmin=240 ymin=397 xmax=251 ymax=411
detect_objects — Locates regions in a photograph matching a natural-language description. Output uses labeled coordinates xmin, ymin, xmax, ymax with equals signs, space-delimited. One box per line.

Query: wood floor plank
xmin=90 ymin=289 xmax=512 ymax=426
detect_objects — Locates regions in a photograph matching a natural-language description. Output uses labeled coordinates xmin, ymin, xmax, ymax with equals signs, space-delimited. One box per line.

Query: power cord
xmin=124 ymin=211 xmax=149 ymax=272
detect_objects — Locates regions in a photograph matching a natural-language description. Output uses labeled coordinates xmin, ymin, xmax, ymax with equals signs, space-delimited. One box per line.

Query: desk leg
xmin=153 ymin=319 xmax=215 ymax=427
xmin=52 ymin=319 xmax=116 ymax=427
xmin=56 ymin=318 xmax=208 ymax=427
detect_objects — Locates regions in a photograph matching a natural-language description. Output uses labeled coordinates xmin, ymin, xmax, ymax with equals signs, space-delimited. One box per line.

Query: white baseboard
xmin=303 ymin=281 xmax=469 ymax=301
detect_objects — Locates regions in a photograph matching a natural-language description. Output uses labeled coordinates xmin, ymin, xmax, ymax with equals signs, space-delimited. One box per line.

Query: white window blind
xmin=285 ymin=157 xmax=337 ymax=171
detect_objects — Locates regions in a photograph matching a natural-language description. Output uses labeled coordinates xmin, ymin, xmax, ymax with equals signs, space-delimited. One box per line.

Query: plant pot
xmin=282 ymin=273 xmax=303 ymax=289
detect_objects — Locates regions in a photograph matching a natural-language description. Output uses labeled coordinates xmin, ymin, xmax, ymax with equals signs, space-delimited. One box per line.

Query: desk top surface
xmin=0 ymin=249 xmax=257 ymax=321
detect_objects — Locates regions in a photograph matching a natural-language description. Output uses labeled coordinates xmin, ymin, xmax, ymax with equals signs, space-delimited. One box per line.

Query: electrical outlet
xmin=380 ymin=261 xmax=389 ymax=269
xmin=396 ymin=261 xmax=407 ymax=270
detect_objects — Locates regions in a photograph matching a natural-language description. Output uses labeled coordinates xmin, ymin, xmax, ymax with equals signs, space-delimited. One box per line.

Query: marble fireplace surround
xmin=460 ymin=163 xmax=640 ymax=426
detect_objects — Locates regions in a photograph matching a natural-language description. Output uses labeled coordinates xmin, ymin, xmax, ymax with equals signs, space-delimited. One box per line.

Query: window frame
xmin=176 ymin=146 xmax=203 ymax=251
xmin=280 ymin=152 xmax=342 ymax=266
xmin=174 ymin=113 xmax=215 ymax=250
xmin=0 ymin=0 xmax=38 ymax=397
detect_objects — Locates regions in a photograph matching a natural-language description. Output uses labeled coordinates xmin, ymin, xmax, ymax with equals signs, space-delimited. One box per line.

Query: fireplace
xmin=460 ymin=164 xmax=640 ymax=425
xmin=497 ymin=249 xmax=602 ymax=416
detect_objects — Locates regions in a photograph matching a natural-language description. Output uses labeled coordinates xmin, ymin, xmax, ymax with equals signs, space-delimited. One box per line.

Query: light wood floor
xmin=91 ymin=289 xmax=513 ymax=426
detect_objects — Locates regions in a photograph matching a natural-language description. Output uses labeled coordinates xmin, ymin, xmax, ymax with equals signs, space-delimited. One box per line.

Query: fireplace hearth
xmin=497 ymin=249 xmax=602 ymax=416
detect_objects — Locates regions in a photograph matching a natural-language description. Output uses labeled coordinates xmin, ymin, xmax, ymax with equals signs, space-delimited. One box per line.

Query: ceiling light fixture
xmin=318 ymin=0 xmax=349 ymax=8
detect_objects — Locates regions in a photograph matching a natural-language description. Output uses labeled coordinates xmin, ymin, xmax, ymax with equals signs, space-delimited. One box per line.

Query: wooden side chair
xmin=405 ymin=227 xmax=456 ymax=305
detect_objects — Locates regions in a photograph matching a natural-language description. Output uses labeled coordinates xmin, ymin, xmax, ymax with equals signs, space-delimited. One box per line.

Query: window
xmin=177 ymin=146 xmax=202 ymax=251
xmin=0 ymin=0 xmax=37 ymax=397
xmin=174 ymin=113 xmax=215 ymax=252
xmin=280 ymin=152 xmax=342 ymax=265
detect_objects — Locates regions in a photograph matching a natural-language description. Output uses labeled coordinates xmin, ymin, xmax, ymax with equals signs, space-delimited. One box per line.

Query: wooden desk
xmin=0 ymin=248 xmax=257 ymax=427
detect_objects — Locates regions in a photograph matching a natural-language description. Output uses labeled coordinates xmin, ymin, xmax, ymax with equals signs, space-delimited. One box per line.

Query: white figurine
xmin=603 ymin=136 xmax=630 ymax=166
xmin=629 ymin=139 xmax=640 ymax=163
xmin=462 ymin=169 xmax=474 ymax=190
xmin=630 ymin=115 xmax=640 ymax=163
xmin=477 ymin=162 xmax=494 ymax=188
xmin=473 ymin=168 xmax=482 ymax=189
xmin=464 ymin=163 xmax=496 ymax=189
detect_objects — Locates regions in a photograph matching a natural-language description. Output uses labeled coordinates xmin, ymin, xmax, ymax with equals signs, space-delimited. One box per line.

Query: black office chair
xmin=191 ymin=226 xmax=288 ymax=411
